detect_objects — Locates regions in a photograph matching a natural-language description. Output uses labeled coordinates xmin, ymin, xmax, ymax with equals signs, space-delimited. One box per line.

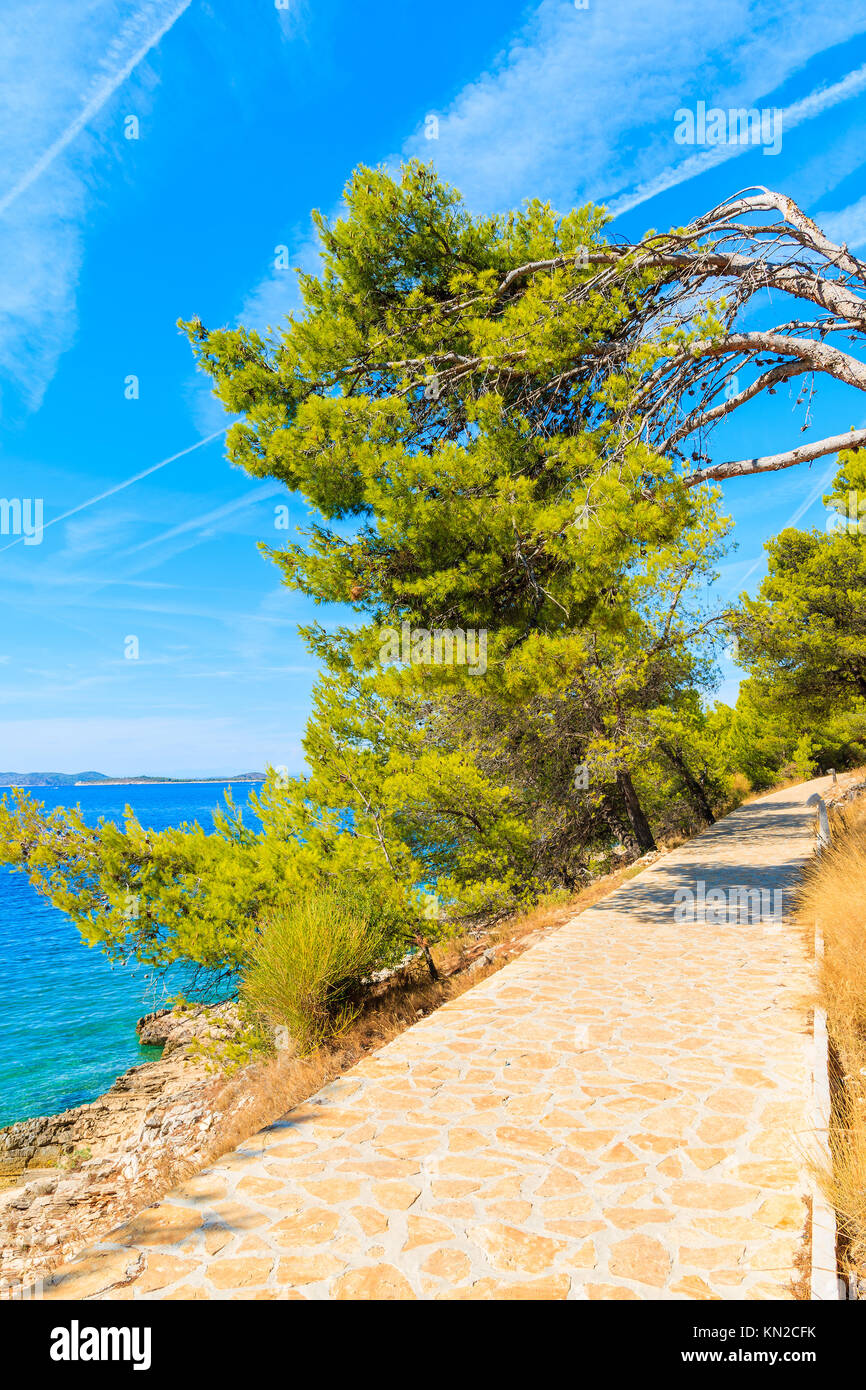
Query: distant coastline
xmin=0 ymin=772 xmax=265 ymax=788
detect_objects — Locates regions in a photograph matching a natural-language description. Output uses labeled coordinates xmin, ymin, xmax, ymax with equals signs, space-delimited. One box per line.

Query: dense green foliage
xmin=2 ymin=165 xmax=864 ymax=1013
xmin=721 ymin=449 xmax=866 ymax=783
xmin=180 ymin=160 xmax=731 ymax=859
xmin=734 ymin=451 xmax=866 ymax=714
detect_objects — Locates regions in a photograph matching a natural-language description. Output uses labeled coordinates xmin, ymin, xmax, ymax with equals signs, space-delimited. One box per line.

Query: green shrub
xmin=240 ymin=888 xmax=390 ymax=1054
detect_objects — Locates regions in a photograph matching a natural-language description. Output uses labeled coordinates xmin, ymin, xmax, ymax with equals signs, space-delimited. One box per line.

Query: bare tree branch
xmin=685 ymin=427 xmax=866 ymax=486
xmin=299 ymin=187 xmax=866 ymax=492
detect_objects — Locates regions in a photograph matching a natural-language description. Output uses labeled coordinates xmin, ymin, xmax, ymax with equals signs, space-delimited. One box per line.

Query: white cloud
xmin=397 ymin=0 xmax=866 ymax=217
xmin=235 ymin=236 xmax=316 ymax=336
xmin=0 ymin=1 xmax=190 ymax=218
xmin=61 ymin=509 xmax=140 ymax=558
xmin=237 ymin=0 xmax=866 ymax=338
xmin=275 ymin=0 xmax=309 ymax=44
xmin=0 ymin=426 xmax=228 ymax=557
xmin=124 ymin=481 xmax=285 ymax=556
xmin=612 ymin=62 xmax=866 ymax=218
xmin=816 ymin=192 xmax=866 ymax=248
xmin=0 ymin=1 xmax=191 ymax=411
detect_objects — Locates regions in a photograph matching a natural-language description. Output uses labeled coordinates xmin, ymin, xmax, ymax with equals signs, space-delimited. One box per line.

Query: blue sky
xmin=2 ymin=0 xmax=866 ymax=776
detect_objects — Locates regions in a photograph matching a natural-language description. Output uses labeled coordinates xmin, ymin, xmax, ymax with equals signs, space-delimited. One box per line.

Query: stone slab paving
xmin=39 ymin=778 xmax=830 ymax=1301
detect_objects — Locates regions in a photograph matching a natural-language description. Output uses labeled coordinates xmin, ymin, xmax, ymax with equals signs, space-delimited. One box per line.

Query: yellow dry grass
xmin=796 ymin=791 xmax=866 ymax=1284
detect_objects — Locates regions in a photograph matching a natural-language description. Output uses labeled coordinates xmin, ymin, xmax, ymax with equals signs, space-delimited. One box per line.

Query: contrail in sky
xmin=0 ymin=427 xmax=228 ymax=555
xmin=609 ymin=62 xmax=866 ymax=219
xmin=0 ymin=0 xmax=191 ymax=217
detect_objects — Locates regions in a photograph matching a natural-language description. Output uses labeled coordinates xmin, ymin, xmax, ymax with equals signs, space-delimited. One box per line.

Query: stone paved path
xmin=41 ymin=778 xmax=830 ymax=1301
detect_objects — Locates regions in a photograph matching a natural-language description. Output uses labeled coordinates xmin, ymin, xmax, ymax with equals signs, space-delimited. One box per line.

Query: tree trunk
xmin=660 ymin=741 xmax=715 ymax=825
xmin=616 ymin=769 xmax=657 ymax=852
xmin=414 ymin=934 xmax=440 ymax=982
xmin=599 ymin=790 xmax=636 ymax=851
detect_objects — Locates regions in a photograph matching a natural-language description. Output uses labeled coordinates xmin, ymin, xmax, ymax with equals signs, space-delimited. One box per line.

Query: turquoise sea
xmin=0 ymin=781 xmax=262 ymax=1129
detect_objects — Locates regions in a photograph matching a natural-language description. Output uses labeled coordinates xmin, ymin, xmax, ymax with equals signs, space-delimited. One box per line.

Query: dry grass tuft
xmin=797 ymin=791 xmax=866 ymax=1283
xmin=728 ymin=771 xmax=752 ymax=804
xmin=240 ymin=890 xmax=390 ymax=1054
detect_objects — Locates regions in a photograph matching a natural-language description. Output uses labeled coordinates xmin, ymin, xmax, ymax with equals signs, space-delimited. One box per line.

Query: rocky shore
xmin=0 ymin=846 xmax=689 ymax=1293
xmin=0 ymin=1003 xmax=245 ymax=1289
xmin=0 ymin=929 xmax=550 ymax=1290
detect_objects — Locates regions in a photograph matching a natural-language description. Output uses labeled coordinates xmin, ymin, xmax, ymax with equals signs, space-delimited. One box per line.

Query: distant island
xmin=0 ymin=772 xmax=265 ymax=788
